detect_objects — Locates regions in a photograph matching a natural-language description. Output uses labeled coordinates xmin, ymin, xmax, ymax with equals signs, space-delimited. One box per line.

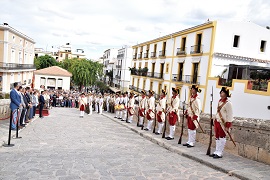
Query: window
xmin=260 ymin=40 xmax=266 ymax=52
xmin=143 ymin=80 xmax=146 ymax=89
xmin=233 ymin=35 xmax=240 ymax=48
xmin=139 ymin=62 xmax=142 ymax=68
xmin=178 ymin=63 xmax=184 ymax=81
xmin=133 ymin=62 xmax=136 ymax=67
xmin=181 ymin=37 xmax=186 ymax=51
xmin=145 ymin=62 xmax=148 ymax=68
xmin=165 ymin=63 xmax=169 ymax=73
xmin=12 ymin=35 xmax=15 ymax=41
xmin=150 ymin=82 xmax=153 ymax=91
xmin=164 ymin=85 xmax=167 ymax=92
xmin=192 ymin=63 xmax=199 ymax=84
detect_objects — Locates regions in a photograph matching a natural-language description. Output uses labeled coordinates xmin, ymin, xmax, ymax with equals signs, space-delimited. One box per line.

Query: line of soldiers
xmin=78 ymin=85 xmax=233 ymax=159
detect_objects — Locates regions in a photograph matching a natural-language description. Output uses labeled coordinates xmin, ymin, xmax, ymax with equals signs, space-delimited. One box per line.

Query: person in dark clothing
xmin=52 ymin=93 xmax=57 ymax=107
xmin=39 ymin=91 xmax=45 ymax=118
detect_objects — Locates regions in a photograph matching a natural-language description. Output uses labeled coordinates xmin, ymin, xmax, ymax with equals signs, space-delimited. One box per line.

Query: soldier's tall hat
xmin=172 ymin=87 xmax=180 ymax=94
xmin=191 ymin=85 xmax=202 ymax=93
xmin=220 ymin=87 xmax=231 ymax=97
xmin=149 ymin=90 xmax=155 ymax=95
xmin=161 ymin=89 xmax=167 ymax=95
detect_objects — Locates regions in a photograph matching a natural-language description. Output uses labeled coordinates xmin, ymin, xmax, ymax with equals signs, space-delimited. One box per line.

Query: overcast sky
xmin=1 ymin=0 xmax=270 ymax=59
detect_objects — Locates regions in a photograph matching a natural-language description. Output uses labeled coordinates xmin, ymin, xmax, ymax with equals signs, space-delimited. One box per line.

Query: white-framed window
xmin=260 ymin=40 xmax=266 ymax=52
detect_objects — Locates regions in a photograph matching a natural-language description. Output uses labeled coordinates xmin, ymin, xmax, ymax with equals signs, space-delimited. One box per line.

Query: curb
xmin=102 ymin=113 xmax=257 ymax=180
xmin=0 ymin=116 xmax=39 ymax=148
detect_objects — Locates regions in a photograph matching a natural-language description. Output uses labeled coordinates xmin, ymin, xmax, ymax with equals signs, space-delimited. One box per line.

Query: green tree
xmin=58 ymin=58 xmax=77 ymax=72
xmin=71 ymin=59 xmax=103 ymax=91
xmin=34 ymin=55 xmax=58 ymax=70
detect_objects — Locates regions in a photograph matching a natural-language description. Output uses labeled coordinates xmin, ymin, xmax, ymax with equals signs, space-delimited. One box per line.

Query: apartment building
xmin=0 ymin=23 xmax=35 ymax=92
xmin=131 ymin=21 xmax=270 ymax=119
xmin=113 ymin=46 xmax=133 ymax=92
xmin=103 ymin=48 xmax=118 ymax=88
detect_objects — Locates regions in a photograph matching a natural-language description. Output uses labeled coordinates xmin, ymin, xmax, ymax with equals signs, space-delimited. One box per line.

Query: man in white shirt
xmin=114 ymin=94 xmax=120 ymax=118
xmin=99 ymin=95 xmax=104 ymax=114
xmin=122 ymin=92 xmax=129 ymax=121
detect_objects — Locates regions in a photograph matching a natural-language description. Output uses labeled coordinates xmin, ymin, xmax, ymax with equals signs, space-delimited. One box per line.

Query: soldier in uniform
xmin=166 ymin=87 xmax=180 ymax=140
xmin=144 ymin=90 xmax=155 ymax=131
xmin=183 ymin=85 xmax=202 ymax=148
xmin=138 ymin=90 xmax=147 ymax=127
xmin=127 ymin=91 xmax=135 ymax=123
xmin=79 ymin=93 xmax=87 ymax=118
xmin=210 ymin=87 xmax=233 ymax=159
xmin=88 ymin=93 xmax=93 ymax=115
xmin=155 ymin=89 xmax=167 ymax=135
xmin=122 ymin=92 xmax=129 ymax=121
xmin=114 ymin=93 xmax=120 ymax=118
xmin=95 ymin=95 xmax=100 ymax=113
xmin=99 ymin=95 xmax=104 ymax=114
xmin=106 ymin=93 xmax=110 ymax=112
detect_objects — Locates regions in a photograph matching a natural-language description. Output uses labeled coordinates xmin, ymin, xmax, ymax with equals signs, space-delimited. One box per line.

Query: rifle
xmin=152 ymin=109 xmax=157 ymax=133
xmin=137 ymin=95 xmax=140 ymax=127
xmin=162 ymin=104 xmax=168 ymax=138
xmin=178 ymin=89 xmax=186 ymax=144
xmin=206 ymin=86 xmax=214 ymax=155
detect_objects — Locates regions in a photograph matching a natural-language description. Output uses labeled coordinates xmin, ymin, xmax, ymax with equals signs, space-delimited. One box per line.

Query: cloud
xmin=1 ymin=0 xmax=270 ymax=59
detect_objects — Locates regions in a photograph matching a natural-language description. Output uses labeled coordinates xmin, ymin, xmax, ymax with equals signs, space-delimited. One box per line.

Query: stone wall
xmin=174 ymin=112 xmax=270 ymax=165
xmin=0 ymin=99 xmax=11 ymax=120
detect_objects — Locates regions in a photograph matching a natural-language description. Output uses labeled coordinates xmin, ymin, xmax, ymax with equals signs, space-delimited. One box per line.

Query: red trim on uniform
xmin=191 ymin=94 xmax=198 ymax=98
xmin=187 ymin=116 xmax=196 ymax=130
xmin=192 ymin=115 xmax=198 ymax=120
xmin=219 ymin=98 xmax=228 ymax=102
xmin=146 ymin=112 xmax=151 ymax=120
xmin=214 ymin=119 xmax=226 ymax=138
xmin=139 ymin=108 xmax=144 ymax=117
xmin=157 ymin=113 xmax=162 ymax=123
xmin=168 ymin=112 xmax=177 ymax=125
xmin=225 ymin=122 xmax=232 ymax=128
xmin=80 ymin=104 xmax=85 ymax=111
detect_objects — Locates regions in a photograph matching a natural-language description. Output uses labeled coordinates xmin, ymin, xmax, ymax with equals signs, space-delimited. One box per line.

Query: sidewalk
xmin=0 ymin=116 xmax=38 ymax=147
xmin=102 ymin=112 xmax=270 ymax=180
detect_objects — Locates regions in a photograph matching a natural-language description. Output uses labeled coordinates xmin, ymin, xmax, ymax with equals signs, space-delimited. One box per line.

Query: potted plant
xmin=142 ymin=67 xmax=148 ymax=76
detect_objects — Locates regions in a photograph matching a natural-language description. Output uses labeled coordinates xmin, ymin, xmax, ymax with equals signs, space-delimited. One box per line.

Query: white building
xmin=34 ymin=66 xmax=72 ymax=90
xmin=131 ymin=21 xmax=270 ymax=120
xmin=0 ymin=23 xmax=35 ymax=92
xmin=103 ymin=48 xmax=118 ymax=89
xmin=113 ymin=46 xmax=133 ymax=92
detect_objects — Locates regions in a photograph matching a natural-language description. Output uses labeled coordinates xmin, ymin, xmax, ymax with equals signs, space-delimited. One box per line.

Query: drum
xmin=114 ymin=105 xmax=119 ymax=111
xmin=119 ymin=104 xmax=124 ymax=110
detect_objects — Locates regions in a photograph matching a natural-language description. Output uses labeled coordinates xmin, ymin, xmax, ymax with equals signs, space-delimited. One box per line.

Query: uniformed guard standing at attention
xmin=138 ymin=90 xmax=147 ymax=127
xmin=127 ymin=91 xmax=135 ymax=123
xmin=144 ymin=90 xmax=155 ymax=131
xmin=166 ymin=87 xmax=180 ymax=140
xmin=210 ymin=87 xmax=233 ymax=159
xmin=155 ymin=89 xmax=167 ymax=135
xmin=114 ymin=93 xmax=120 ymax=118
xmin=183 ymin=85 xmax=202 ymax=148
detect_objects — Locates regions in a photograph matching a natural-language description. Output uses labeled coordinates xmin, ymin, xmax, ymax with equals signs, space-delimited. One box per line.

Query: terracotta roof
xmin=34 ymin=66 xmax=72 ymax=77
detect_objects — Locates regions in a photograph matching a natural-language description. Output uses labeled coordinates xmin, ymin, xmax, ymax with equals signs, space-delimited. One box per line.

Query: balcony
xmin=190 ymin=45 xmax=203 ymax=54
xmin=115 ymin=75 xmax=121 ymax=79
xmin=115 ymin=84 xmax=120 ymax=89
xmin=0 ymin=62 xmax=36 ymax=70
xmin=116 ymin=65 xmax=122 ymax=68
xmin=129 ymin=85 xmax=134 ymax=90
xmin=153 ymin=72 xmax=164 ymax=79
xmin=146 ymin=72 xmax=163 ymax=79
xmin=133 ymin=54 xmax=137 ymax=60
xmin=183 ymin=75 xmax=200 ymax=84
xmin=144 ymin=53 xmax=149 ymax=58
xmin=172 ymin=74 xmax=183 ymax=82
xmin=138 ymin=53 xmax=142 ymax=59
xmin=159 ymin=50 xmax=166 ymax=58
xmin=150 ymin=52 xmax=156 ymax=58
xmin=117 ymin=54 xmax=124 ymax=58
xmin=176 ymin=47 xmax=187 ymax=56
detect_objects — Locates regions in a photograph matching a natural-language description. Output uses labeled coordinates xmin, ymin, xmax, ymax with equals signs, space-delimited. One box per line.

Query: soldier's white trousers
xmin=80 ymin=111 xmax=84 ymax=117
xmin=107 ymin=103 xmax=109 ymax=112
xmin=122 ymin=109 xmax=127 ymax=120
xmin=146 ymin=120 xmax=153 ymax=130
xmin=139 ymin=116 xmax=144 ymax=125
xmin=214 ymin=138 xmax=226 ymax=156
xmin=157 ymin=122 xmax=164 ymax=133
xmin=128 ymin=115 xmax=133 ymax=123
xmin=169 ymin=125 xmax=176 ymax=138
xmin=99 ymin=105 xmax=103 ymax=114
xmin=115 ymin=111 xmax=120 ymax=118
xmin=89 ymin=106 xmax=92 ymax=115
xmin=187 ymin=129 xmax=196 ymax=146
xmin=95 ymin=104 xmax=98 ymax=112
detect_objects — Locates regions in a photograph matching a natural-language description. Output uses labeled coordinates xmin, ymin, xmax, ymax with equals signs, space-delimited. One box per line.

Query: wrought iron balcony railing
xmin=144 ymin=53 xmax=149 ymax=58
xmin=190 ymin=45 xmax=203 ymax=54
xmin=183 ymin=75 xmax=200 ymax=84
xmin=115 ymin=75 xmax=121 ymax=79
xmin=150 ymin=52 xmax=156 ymax=58
xmin=159 ymin=50 xmax=166 ymax=57
xmin=116 ymin=65 xmax=121 ymax=68
xmin=176 ymin=47 xmax=186 ymax=56
xmin=0 ymin=62 xmax=36 ymax=70
xmin=138 ymin=53 xmax=142 ymax=59
xmin=172 ymin=74 xmax=183 ymax=82
xmin=117 ymin=54 xmax=124 ymax=58
xmin=133 ymin=54 xmax=137 ymax=59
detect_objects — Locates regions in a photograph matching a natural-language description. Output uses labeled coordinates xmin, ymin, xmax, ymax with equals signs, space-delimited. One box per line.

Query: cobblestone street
xmin=0 ymin=108 xmax=240 ymax=179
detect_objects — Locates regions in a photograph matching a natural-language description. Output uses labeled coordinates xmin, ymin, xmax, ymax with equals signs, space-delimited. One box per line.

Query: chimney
xmin=3 ymin=23 xmax=8 ymax=26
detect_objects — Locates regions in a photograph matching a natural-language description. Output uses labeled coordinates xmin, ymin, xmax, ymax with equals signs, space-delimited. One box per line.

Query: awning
xmin=109 ymin=87 xmax=121 ymax=93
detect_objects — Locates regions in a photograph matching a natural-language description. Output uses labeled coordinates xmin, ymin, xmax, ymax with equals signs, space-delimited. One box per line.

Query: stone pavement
xmin=0 ymin=108 xmax=239 ymax=180
xmin=102 ymin=112 xmax=270 ymax=180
